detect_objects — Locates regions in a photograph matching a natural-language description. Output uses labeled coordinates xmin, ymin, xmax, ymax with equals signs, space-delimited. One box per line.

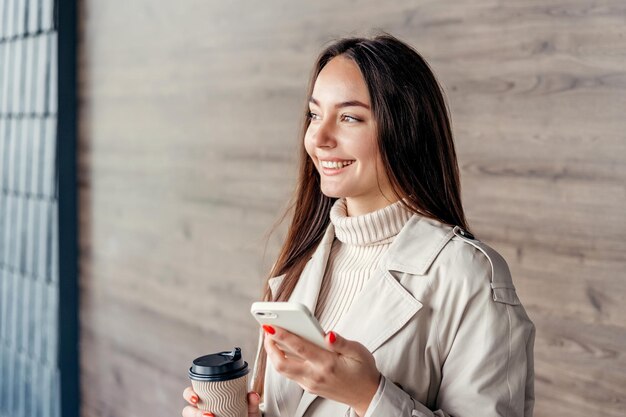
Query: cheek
xmin=353 ymin=140 xmax=379 ymax=166
xmin=357 ymin=143 xmax=385 ymax=180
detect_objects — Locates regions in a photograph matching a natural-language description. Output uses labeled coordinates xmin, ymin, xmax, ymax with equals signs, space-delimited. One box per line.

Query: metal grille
xmin=0 ymin=1 xmax=60 ymax=417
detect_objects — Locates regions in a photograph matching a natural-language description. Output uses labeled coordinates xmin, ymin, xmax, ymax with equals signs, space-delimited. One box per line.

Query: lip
xmin=318 ymin=159 xmax=355 ymax=176
xmin=317 ymin=157 xmax=353 ymax=162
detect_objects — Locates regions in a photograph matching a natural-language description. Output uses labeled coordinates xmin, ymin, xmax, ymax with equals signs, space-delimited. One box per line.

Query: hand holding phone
xmin=250 ymin=301 xmax=329 ymax=357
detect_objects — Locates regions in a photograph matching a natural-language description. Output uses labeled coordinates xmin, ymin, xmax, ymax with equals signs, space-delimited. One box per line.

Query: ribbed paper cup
xmin=190 ymin=374 xmax=248 ymax=416
xmin=188 ymin=347 xmax=249 ymax=417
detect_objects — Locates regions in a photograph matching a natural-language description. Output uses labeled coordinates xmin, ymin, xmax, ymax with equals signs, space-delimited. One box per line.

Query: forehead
xmin=312 ymin=56 xmax=370 ymax=104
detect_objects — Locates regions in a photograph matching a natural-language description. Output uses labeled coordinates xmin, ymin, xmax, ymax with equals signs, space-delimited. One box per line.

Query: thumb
xmin=325 ymin=331 xmax=368 ymax=359
xmin=247 ymin=391 xmax=261 ymax=417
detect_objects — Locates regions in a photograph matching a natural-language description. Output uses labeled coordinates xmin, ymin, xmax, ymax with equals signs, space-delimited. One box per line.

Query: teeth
xmin=320 ymin=160 xmax=354 ymax=169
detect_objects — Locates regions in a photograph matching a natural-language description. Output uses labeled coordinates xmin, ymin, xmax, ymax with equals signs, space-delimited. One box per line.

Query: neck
xmin=345 ymin=193 xmax=400 ymax=216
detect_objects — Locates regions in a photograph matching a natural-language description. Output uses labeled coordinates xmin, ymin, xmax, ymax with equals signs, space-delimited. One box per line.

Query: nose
xmin=310 ymin=117 xmax=336 ymax=148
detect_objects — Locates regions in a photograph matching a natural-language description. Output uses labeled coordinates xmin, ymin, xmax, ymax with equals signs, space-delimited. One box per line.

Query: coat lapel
xmin=289 ymin=225 xmax=336 ymax=312
xmin=293 ymin=215 xmax=455 ymax=417
xmin=293 ymin=267 xmax=423 ymax=417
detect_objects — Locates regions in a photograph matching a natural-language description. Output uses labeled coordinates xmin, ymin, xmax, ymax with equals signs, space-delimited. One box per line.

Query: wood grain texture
xmin=77 ymin=1 xmax=626 ymax=416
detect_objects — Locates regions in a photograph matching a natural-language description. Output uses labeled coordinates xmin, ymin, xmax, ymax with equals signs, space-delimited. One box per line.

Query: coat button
xmin=454 ymin=226 xmax=475 ymax=240
xmin=461 ymin=229 xmax=474 ymax=239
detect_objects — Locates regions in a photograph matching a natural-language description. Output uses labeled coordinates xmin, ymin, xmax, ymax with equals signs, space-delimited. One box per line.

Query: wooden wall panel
xmin=78 ymin=1 xmax=626 ymax=416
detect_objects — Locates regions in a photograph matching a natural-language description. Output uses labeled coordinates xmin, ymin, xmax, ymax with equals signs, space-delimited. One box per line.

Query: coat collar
xmin=266 ymin=213 xmax=455 ymax=417
xmin=383 ymin=214 xmax=456 ymax=275
xmin=267 ymin=213 xmax=455 ymax=297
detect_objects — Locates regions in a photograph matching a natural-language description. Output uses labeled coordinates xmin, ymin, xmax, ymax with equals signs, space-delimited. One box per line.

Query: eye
xmin=341 ymin=114 xmax=361 ymax=122
xmin=307 ymin=111 xmax=320 ymax=121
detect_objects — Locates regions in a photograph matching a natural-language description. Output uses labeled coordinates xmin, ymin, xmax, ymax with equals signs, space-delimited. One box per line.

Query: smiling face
xmin=304 ymin=55 xmax=397 ymax=216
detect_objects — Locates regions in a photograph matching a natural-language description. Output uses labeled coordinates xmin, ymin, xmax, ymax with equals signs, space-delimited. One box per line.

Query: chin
xmin=321 ymin=191 xmax=345 ymax=199
xmin=319 ymin=187 xmax=348 ymax=199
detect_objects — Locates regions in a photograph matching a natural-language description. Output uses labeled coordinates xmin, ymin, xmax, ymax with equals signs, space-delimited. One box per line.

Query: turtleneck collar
xmin=329 ymin=198 xmax=414 ymax=246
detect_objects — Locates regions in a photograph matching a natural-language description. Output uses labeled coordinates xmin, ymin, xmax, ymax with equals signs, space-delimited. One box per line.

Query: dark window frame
xmin=57 ymin=0 xmax=79 ymax=416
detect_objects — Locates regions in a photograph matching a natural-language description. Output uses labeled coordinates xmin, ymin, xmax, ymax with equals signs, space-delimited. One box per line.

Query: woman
xmin=182 ymin=34 xmax=535 ymax=417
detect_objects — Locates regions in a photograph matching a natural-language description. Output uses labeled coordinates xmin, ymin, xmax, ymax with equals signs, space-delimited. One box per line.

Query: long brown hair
xmin=252 ymin=33 xmax=470 ymax=396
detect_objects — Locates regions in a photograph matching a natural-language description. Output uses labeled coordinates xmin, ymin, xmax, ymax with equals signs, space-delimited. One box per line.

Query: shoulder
xmin=389 ymin=216 xmax=520 ymax=305
xmin=436 ymin=226 xmax=521 ymax=306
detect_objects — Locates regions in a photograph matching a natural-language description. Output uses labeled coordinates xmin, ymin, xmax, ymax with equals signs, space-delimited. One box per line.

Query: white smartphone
xmin=250 ymin=301 xmax=329 ymax=355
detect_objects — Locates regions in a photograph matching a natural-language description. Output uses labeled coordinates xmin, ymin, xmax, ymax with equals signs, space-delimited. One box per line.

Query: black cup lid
xmin=188 ymin=347 xmax=249 ymax=382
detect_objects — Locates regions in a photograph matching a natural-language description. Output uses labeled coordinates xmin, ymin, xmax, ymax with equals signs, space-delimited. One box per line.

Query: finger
xmin=247 ymin=391 xmax=262 ymax=417
xmin=267 ymin=326 xmax=328 ymax=363
xmin=325 ymin=331 xmax=370 ymax=361
xmin=182 ymin=405 xmax=214 ymax=417
xmin=264 ymin=333 xmax=307 ymax=378
xmin=182 ymin=386 xmax=199 ymax=405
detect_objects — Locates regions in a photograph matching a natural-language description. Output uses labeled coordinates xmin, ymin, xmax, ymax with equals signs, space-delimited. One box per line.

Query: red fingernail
xmin=190 ymin=395 xmax=198 ymax=404
xmin=263 ymin=325 xmax=275 ymax=335
xmin=202 ymin=413 xmax=214 ymax=417
xmin=329 ymin=331 xmax=336 ymax=344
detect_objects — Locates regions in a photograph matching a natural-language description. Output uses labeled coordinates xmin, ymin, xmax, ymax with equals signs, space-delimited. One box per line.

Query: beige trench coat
xmin=252 ymin=214 xmax=535 ymax=417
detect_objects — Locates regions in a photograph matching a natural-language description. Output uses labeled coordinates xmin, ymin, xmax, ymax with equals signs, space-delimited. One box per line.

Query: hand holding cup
xmin=184 ymin=347 xmax=260 ymax=417
xmin=182 ymin=387 xmax=262 ymax=417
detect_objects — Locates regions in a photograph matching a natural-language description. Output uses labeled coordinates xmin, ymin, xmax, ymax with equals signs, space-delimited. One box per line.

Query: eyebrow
xmin=309 ymin=97 xmax=371 ymax=110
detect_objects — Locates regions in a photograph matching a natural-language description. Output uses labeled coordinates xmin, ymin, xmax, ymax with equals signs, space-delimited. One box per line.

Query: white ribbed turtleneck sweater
xmin=314 ymin=198 xmax=413 ymax=332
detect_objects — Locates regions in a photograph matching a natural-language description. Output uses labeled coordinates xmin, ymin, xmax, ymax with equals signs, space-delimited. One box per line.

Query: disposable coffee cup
xmin=188 ymin=347 xmax=250 ymax=417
